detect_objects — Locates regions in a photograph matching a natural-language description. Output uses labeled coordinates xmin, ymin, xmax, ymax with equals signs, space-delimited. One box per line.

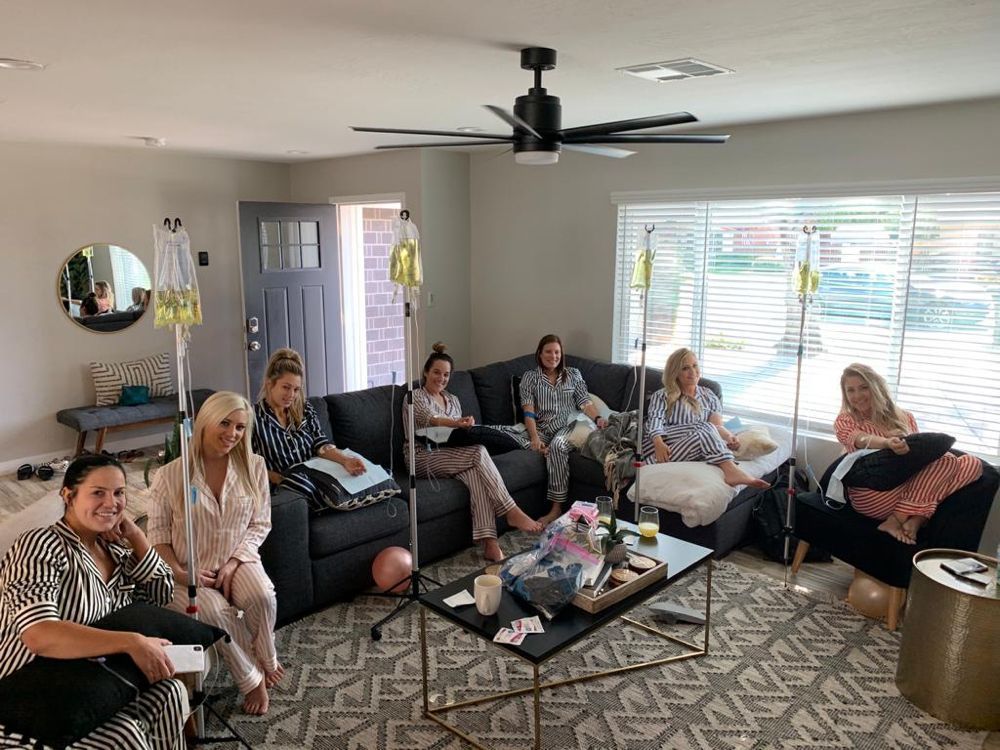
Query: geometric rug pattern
xmin=207 ymin=537 xmax=986 ymax=750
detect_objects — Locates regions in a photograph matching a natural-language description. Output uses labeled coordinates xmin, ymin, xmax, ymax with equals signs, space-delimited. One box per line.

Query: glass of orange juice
xmin=638 ymin=506 xmax=659 ymax=538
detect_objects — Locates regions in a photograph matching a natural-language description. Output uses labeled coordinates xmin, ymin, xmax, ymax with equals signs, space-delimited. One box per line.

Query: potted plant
xmin=599 ymin=513 xmax=638 ymax=564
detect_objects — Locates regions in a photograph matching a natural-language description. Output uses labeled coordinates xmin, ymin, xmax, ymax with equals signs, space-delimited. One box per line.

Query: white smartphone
xmin=941 ymin=557 xmax=988 ymax=577
xmin=164 ymin=644 xmax=206 ymax=674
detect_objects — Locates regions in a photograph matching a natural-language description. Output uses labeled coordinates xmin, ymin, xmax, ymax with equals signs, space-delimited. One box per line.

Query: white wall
xmin=0 ymin=143 xmax=289 ymax=467
xmin=468 ymin=97 xmax=1000 ymax=553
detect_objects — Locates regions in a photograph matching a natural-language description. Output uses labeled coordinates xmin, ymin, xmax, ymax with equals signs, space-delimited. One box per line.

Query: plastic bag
xmin=152 ymin=225 xmax=202 ymax=327
xmin=499 ymin=516 xmax=601 ymax=620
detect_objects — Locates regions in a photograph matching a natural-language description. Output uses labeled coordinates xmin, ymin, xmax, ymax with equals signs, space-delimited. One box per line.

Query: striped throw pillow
xmin=89 ymin=353 xmax=174 ymax=406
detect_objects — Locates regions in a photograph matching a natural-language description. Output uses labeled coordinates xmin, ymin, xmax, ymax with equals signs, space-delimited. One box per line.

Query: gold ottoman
xmin=895 ymin=548 xmax=999 ymax=730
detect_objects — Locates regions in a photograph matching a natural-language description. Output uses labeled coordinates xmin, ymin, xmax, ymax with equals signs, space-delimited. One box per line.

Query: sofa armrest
xmin=260 ymin=487 xmax=314 ymax=626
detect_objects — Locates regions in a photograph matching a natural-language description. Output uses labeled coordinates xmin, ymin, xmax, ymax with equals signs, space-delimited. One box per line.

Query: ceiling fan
xmin=352 ymin=47 xmax=729 ymax=165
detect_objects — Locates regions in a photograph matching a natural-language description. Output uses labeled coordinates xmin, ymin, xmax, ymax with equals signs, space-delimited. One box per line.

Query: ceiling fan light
xmin=514 ymin=150 xmax=559 ymax=165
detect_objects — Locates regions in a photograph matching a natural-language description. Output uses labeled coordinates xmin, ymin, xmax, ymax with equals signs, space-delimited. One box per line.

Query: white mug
xmin=474 ymin=574 xmax=503 ymax=616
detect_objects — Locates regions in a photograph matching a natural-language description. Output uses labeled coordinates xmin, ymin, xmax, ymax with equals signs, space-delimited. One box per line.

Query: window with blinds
xmin=612 ymin=191 xmax=1000 ymax=458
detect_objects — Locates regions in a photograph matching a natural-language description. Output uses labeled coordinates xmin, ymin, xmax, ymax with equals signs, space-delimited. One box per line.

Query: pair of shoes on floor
xmin=17 ymin=463 xmax=55 ymax=481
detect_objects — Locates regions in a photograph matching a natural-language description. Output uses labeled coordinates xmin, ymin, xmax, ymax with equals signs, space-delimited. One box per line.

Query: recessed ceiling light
xmin=456 ymin=126 xmax=484 ymax=133
xmin=285 ymin=149 xmax=309 ymax=155
xmin=618 ymin=58 xmax=733 ymax=83
xmin=0 ymin=58 xmax=46 ymax=71
xmin=142 ymin=137 xmax=167 ymax=148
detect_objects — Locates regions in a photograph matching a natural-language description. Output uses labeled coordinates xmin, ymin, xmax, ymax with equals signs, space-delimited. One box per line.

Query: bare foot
xmin=877 ymin=515 xmax=914 ymax=544
xmin=242 ymin=679 xmax=269 ymax=715
xmin=481 ymin=538 xmax=504 ymax=562
xmin=537 ymin=505 xmax=562 ymax=527
xmin=506 ymin=507 xmax=544 ymax=534
xmin=265 ymin=663 xmax=285 ymax=689
xmin=900 ymin=515 xmax=927 ymax=543
xmin=720 ymin=462 xmax=770 ymax=489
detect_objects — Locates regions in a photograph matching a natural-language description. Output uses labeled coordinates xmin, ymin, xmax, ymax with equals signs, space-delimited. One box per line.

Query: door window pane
xmin=260 ymin=221 xmax=280 ymax=246
xmin=282 ymin=245 xmax=302 ymax=269
xmin=281 ymin=221 xmax=300 ymax=244
xmin=262 ymin=245 xmax=281 ymax=270
xmin=300 ymin=221 xmax=319 ymax=244
xmin=301 ymin=245 xmax=320 ymax=268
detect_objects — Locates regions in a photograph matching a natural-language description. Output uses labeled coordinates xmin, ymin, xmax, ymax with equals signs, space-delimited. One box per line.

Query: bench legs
xmin=887 ymin=586 xmax=906 ymax=632
xmin=74 ymin=431 xmax=88 ymax=458
xmin=791 ymin=541 xmax=810 ymax=574
xmin=94 ymin=428 xmax=109 ymax=456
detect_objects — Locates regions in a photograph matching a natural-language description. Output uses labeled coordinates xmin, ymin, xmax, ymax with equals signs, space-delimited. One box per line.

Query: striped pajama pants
xmin=502 ymin=423 xmax=576 ymax=505
xmin=0 ymin=678 xmax=188 ymax=750
xmin=409 ymin=445 xmax=516 ymax=540
xmin=641 ymin=421 xmax=734 ymax=465
xmin=849 ymin=452 xmax=983 ymax=521
xmin=167 ymin=561 xmax=279 ymax=695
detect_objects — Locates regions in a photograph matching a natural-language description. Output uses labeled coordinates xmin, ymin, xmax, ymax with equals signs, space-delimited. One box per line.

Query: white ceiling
xmin=2 ymin=0 xmax=999 ymax=162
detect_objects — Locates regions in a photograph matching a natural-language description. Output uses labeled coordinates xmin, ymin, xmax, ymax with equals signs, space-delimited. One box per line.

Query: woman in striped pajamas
xmin=0 ymin=454 xmax=187 ymax=749
xmin=642 ymin=348 xmax=770 ymax=489
xmin=406 ymin=343 xmax=542 ymax=562
xmin=516 ymin=335 xmax=608 ymax=526
xmin=148 ymin=391 xmax=283 ymax=715
xmin=252 ymin=348 xmax=366 ymax=512
xmin=835 ymin=363 xmax=982 ymax=544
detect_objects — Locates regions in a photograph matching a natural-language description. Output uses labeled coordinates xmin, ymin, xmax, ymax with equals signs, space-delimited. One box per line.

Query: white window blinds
xmin=613 ymin=191 xmax=1000 ymax=457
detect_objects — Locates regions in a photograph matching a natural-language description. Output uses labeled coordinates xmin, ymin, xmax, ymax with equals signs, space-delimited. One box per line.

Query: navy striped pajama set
xmin=515 ymin=367 xmax=593 ymax=505
xmin=0 ymin=523 xmax=187 ymax=749
xmin=404 ymin=389 xmax=516 ymax=541
xmin=642 ymin=386 xmax=733 ymax=465
xmin=252 ymin=399 xmax=334 ymax=512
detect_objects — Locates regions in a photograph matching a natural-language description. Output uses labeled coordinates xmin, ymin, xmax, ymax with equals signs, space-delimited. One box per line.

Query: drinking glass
xmin=596 ymin=496 xmax=614 ymax=527
xmin=638 ymin=506 xmax=659 ymax=538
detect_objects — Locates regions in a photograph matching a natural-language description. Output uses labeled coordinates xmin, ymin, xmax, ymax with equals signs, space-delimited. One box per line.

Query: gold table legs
xmin=419 ymin=560 xmax=712 ymax=750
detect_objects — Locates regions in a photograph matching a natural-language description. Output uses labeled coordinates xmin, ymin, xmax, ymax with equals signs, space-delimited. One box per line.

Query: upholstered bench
xmin=57 ymin=389 xmax=214 ymax=456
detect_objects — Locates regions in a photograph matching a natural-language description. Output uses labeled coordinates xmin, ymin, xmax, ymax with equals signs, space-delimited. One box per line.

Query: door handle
xmin=248 ymin=341 xmax=261 ymax=352
xmin=246 ymin=317 xmax=259 ymax=334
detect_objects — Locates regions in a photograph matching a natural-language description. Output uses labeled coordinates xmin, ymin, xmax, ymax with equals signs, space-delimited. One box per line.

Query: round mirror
xmin=57 ymin=244 xmax=152 ymax=333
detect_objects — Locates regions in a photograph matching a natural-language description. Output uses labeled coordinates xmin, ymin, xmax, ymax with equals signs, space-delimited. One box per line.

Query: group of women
xmin=0 ymin=334 xmax=981 ymax=746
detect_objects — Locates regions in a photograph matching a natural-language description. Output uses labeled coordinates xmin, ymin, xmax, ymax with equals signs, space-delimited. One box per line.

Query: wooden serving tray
xmin=571 ymin=552 xmax=667 ymax=613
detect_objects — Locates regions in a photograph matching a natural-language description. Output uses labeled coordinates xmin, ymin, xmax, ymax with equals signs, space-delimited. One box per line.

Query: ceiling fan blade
xmin=374 ymin=140 xmax=513 ymax=150
xmin=483 ymin=105 xmax=542 ymax=140
xmin=566 ymin=134 xmax=730 ymax=144
xmin=352 ymin=126 xmax=510 ymax=140
xmin=560 ymin=112 xmax=698 ymax=138
xmin=563 ymin=144 xmax=636 ymax=159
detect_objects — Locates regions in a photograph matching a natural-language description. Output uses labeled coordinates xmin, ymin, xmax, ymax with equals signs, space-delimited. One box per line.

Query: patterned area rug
xmin=205 ymin=537 xmax=985 ymax=750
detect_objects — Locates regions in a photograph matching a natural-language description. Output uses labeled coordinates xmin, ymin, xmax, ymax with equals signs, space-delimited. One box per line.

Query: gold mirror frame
xmin=57 ymin=243 xmax=152 ymax=334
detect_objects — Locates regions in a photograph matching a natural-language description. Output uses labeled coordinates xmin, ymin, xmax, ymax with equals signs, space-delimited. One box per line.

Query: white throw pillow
xmin=627 ymin=462 xmax=735 ymax=527
xmin=89 ymin=352 xmax=174 ymax=406
xmin=734 ymin=426 xmax=779 ymax=461
xmin=588 ymin=393 xmax=613 ymax=419
xmin=566 ymin=418 xmax=594 ymax=449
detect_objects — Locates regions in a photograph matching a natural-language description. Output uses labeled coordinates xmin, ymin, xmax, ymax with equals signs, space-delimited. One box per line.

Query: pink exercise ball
xmin=846 ymin=570 xmax=890 ymax=620
xmin=372 ymin=546 xmax=412 ymax=593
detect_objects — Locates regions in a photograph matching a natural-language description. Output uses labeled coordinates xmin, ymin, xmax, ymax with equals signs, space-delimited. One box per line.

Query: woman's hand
xmin=341 ymin=456 xmax=367 ymax=476
xmin=196 ymin=569 xmax=218 ymax=588
xmin=100 ymin=514 xmax=141 ymax=548
xmin=268 ymin=470 xmax=284 ymax=486
xmin=593 ymin=416 xmax=606 ymax=429
xmin=529 ymin=436 xmax=548 ymax=456
xmin=456 ymin=415 xmax=475 ymax=428
xmin=887 ymin=435 xmax=910 ymax=455
xmin=725 ymin=433 xmax=741 ymax=451
xmin=214 ymin=558 xmax=241 ymax=601
xmin=653 ymin=436 xmax=671 ymax=464
xmin=126 ymin=633 xmax=175 ymax=684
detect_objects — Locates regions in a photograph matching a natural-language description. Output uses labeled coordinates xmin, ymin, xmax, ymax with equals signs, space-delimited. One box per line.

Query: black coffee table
xmin=418 ymin=526 xmax=713 ymax=749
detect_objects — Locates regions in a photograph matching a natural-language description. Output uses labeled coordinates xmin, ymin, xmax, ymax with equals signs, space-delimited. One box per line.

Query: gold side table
xmin=895 ymin=548 xmax=999 ymax=730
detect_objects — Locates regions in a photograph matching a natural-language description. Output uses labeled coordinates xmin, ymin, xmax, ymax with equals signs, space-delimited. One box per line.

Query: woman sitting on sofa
xmin=405 ymin=343 xmax=542 ymax=562
xmin=643 ymin=347 xmax=769 ymax=489
xmin=251 ymin=347 xmax=365 ymax=512
xmin=511 ymin=334 xmax=607 ymax=526
xmin=148 ymin=391 xmax=284 ymax=716
xmin=0 ymin=454 xmax=187 ymax=749
xmin=834 ymin=362 xmax=982 ymax=544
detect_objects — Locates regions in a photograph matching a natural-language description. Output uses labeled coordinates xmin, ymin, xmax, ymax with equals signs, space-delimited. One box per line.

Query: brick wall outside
xmin=363 ymin=207 xmax=405 ymax=387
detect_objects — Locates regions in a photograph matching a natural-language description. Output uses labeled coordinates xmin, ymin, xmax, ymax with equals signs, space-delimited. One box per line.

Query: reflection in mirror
xmin=58 ymin=244 xmax=152 ymax=333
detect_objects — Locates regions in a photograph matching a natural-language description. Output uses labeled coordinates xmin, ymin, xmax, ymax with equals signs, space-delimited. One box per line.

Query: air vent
xmin=618 ymin=58 xmax=733 ymax=83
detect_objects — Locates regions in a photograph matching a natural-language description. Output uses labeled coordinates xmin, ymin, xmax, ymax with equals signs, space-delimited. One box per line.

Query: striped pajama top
xmin=0 ymin=520 xmax=174 ymax=680
xmin=519 ymin=367 xmax=592 ymax=436
xmin=147 ymin=454 xmax=271 ymax=571
xmin=252 ymin=399 xmax=334 ymax=510
xmin=403 ymin=388 xmax=462 ymax=453
xmin=645 ymin=385 xmax=722 ymax=436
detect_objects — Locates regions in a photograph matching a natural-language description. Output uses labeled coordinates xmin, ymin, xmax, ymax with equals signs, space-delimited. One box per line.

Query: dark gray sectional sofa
xmin=260 ymin=353 xmax=776 ymax=626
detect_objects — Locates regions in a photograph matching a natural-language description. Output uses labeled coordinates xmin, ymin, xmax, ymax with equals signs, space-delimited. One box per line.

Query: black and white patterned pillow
xmin=89 ymin=352 xmax=174 ymax=406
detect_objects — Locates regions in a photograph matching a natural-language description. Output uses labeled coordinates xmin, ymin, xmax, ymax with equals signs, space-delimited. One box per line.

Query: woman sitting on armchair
xmin=834 ymin=363 xmax=982 ymax=544
xmin=642 ymin=347 xmax=769 ymax=489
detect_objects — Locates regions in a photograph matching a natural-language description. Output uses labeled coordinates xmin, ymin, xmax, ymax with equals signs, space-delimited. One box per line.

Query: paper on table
xmin=443 ymin=590 xmax=476 ymax=608
xmin=301 ymin=451 xmax=391 ymax=495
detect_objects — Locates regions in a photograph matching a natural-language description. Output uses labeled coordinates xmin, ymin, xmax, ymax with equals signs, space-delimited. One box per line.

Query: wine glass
xmin=596 ymin=496 xmax=614 ymax=527
xmin=638 ymin=506 xmax=659 ymax=538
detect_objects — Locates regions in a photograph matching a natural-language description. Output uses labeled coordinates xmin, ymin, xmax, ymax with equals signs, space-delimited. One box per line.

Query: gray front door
xmin=238 ymin=201 xmax=344 ymax=399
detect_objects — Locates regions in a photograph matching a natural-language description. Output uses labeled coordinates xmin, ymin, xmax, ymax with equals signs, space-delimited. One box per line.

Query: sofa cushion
xmin=565 ymin=356 xmax=630 ymax=412
xmin=309 ymin=495 xmax=409 ymax=558
xmin=307 ymin=395 xmax=333 ymax=443
xmin=445 ymin=370 xmax=482 ymax=425
xmin=412 ymin=476 xmax=473 ymax=522
xmin=491 ymin=449 xmax=547 ymax=494
xmin=567 ymin=452 xmax=606 ymax=493
xmin=325 ymin=385 xmax=406 ymax=469
xmin=469 ymin=355 xmax=537 ymax=426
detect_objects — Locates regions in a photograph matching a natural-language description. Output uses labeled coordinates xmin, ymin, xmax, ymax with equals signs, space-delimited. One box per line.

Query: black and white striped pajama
xmin=252 ymin=399 xmax=334 ymax=512
xmin=642 ymin=385 xmax=733 ymax=465
xmin=516 ymin=367 xmax=593 ymax=504
xmin=404 ymin=389 xmax=516 ymax=541
xmin=0 ymin=522 xmax=187 ymax=749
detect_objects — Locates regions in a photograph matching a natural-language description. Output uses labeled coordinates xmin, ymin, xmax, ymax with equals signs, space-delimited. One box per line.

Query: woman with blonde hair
xmin=643 ymin=347 xmax=769 ymax=488
xmin=835 ymin=363 xmax=982 ymax=544
xmin=148 ymin=391 xmax=283 ymax=715
xmin=251 ymin=347 xmax=365 ymax=512
xmin=94 ymin=280 xmax=115 ymax=313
